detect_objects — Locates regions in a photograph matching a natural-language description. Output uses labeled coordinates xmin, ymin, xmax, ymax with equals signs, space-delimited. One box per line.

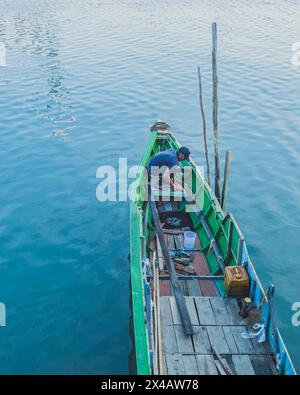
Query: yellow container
xmin=224 ymin=266 xmax=250 ymax=297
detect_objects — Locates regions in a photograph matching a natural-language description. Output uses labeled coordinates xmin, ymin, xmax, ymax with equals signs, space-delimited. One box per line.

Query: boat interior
xmin=148 ymin=200 xmax=277 ymax=375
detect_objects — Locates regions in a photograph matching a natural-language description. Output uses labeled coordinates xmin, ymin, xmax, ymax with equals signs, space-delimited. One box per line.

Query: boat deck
xmin=160 ymin=295 xmax=276 ymax=375
xmin=152 ymin=202 xmax=277 ymax=375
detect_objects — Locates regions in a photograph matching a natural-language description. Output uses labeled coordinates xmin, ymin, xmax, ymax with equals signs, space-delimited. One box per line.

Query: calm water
xmin=0 ymin=0 xmax=300 ymax=373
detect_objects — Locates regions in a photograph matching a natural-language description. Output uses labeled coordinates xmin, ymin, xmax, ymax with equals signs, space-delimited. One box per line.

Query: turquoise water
xmin=0 ymin=0 xmax=300 ymax=373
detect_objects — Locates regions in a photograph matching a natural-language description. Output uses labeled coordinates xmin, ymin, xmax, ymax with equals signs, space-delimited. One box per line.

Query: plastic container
xmin=183 ymin=231 xmax=196 ymax=249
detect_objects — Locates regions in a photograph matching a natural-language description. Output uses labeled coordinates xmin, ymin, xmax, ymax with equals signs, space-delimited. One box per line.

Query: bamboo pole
xmin=221 ymin=150 xmax=232 ymax=210
xmin=212 ymin=22 xmax=221 ymax=201
xmin=197 ymin=66 xmax=211 ymax=186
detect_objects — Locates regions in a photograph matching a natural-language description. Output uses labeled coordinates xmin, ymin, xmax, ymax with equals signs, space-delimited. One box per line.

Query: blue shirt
xmin=147 ymin=150 xmax=178 ymax=174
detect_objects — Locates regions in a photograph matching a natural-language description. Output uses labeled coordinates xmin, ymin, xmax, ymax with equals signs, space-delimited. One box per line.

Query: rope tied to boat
xmin=241 ymin=323 xmax=266 ymax=343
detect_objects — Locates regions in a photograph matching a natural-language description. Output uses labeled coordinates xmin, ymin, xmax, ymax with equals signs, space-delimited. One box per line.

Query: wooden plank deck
xmin=160 ymin=296 xmax=275 ymax=375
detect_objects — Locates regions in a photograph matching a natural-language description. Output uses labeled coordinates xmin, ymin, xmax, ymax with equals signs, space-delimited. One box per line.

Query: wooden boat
xmin=130 ymin=123 xmax=296 ymax=375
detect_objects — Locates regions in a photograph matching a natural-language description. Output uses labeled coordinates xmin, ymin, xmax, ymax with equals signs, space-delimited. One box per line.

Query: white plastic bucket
xmin=183 ymin=231 xmax=196 ymax=249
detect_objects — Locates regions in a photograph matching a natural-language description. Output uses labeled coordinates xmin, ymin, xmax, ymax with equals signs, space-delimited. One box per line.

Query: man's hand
xmin=173 ymin=183 xmax=184 ymax=192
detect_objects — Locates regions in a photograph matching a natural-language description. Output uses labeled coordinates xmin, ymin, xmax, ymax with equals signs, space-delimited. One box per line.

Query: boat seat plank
xmin=206 ymin=326 xmax=230 ymax=354
xmin=174 ymin=326 xmax=194 ymax=353
xmin=210 ymin=297 xmax=231 ymax=325
xmin=192 ymin=326 xmax=212 ymax=354
xmin=232 ymin=355 xmax=255 ymax=375
xmin=194 ymin=297 xmax=216 ymax=325
xmin=196 ymin=355 xmax=219 ymax=375
xmin=165 ymin=353 xmax=186 ymax=375
xmin=160 ymin=296 xmax=173 ymax=326
xmin=182 ymin=355 xmax=199 ymax=375
xmin=230 ymin=326 xmax=256 ymax=354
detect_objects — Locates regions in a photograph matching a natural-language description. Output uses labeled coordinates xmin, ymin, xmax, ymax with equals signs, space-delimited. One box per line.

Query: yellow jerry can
xmin=224 ymin=266 xmax=250 ymax=297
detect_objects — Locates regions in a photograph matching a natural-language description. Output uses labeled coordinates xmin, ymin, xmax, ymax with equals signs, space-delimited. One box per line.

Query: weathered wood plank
xmin=194 ymin=297 xmax=215 ymax=325
xmin=230 ymin=326 xmax=255 ymax=354
xmin=182 ymin=355 xmax=199 ymax=374
xmin=161 ymin=324 xmax=178 ymax=353
xmin=179 ymin=281 xmax=189 ymax=296
xmin=206 ymin=326 xmax=230 ymax=354
xmin=196 ymin=355 xmax=219 ymax=375
xmin=249 ymin=355 xmax=276 ymax=375
xmin=174 ymin=326 xmax=194 ymax=353
xmin=169 ymin=296 xmax=181 ymax=325
xmin=185 ymin=297 xmax=199 ymax=325
xmin=222 ymin=326 xmax=239 ymax=354
xmin=232 ymin=355 xmax=255 ymax=375
xmin=209 ymin=297 xmax=231 ymax=325
xmin=192 ymin=326 xmax=211 ymax=354
xmin=160 ymin=297 xmax=173 ymax=326
xmin=165 ymin=353 xmax=185 ymax=375
xmin=156 ymin=235 xmax=164 ymax=271
xmin=224 ymin=298 xmax=245 ymax=325
xmin=250 ymin=336 xmax=270 ymax=355
xmin=186 ymin=280 xmax=203 ymax=296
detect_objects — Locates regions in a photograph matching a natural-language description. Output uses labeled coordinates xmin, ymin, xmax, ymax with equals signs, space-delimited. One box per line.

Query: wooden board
xmin=160 ymin=296 xmax=173 ymax=326
xmin=206 ymin=326 xmax=230 ymax=354
xmin=210 ymin=297 xmax=231 ymax=325
xmin=169 ymin=296 xmax=182 ymax=325
xmin=185 ymin=297 xmax=199 ymax=325
xmin=161 ymin=324 xmax=178 ymax=353
xmin=194 ymin=297 xmax=215 ymax=325
xmin=249 ymin=355 xmax=276 ymax=375
xmin=222 ymin=326 xmax=239 ymax=354
xmin=182 ymin=355 xmax=199 ymax=375
xmin=196 ymin=355 xmax=218 ymax=375
xmin=186 ymin=280 xmax=203 ymax=296
xmin=156 ymin=235 xmax=164 ymax=271
xmin=232 ymin=355 xmax=255 ymax=375
xmin=230 ymin=326 xmax=255 ymax=354
xmin=224 ymin=298 xmax=245 ymax=326
xmin=192 ymin=326 xmax=211 ymax=354
xmin=174 ymin=326 xmax=194 ymax=353
xmin=165 ymin=353 xmax=185 ymax=375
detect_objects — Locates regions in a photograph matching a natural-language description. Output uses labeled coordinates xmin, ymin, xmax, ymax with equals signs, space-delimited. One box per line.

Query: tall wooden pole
xmin=212 ymin=22 xmax=221 ymax=201
xmin=221 ymin=150 xmax=232 ymax=210
xmin=197 ymin=66 xmax=211 ymax=186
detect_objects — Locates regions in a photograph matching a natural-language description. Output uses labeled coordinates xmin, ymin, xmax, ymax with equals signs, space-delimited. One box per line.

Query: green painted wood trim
xmin=130 ymin=201 xmax=151 ymax=374
xmin=129 ymin=132 xmax=159 ymax=375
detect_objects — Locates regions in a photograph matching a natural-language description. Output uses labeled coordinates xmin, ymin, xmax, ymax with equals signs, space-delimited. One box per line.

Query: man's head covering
xmin=177 ymin=146 xmax=191 ymax=160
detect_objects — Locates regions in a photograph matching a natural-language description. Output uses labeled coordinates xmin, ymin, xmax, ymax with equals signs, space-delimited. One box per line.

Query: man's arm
xmin=162 ymin=167 xmax=183 ymax=191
